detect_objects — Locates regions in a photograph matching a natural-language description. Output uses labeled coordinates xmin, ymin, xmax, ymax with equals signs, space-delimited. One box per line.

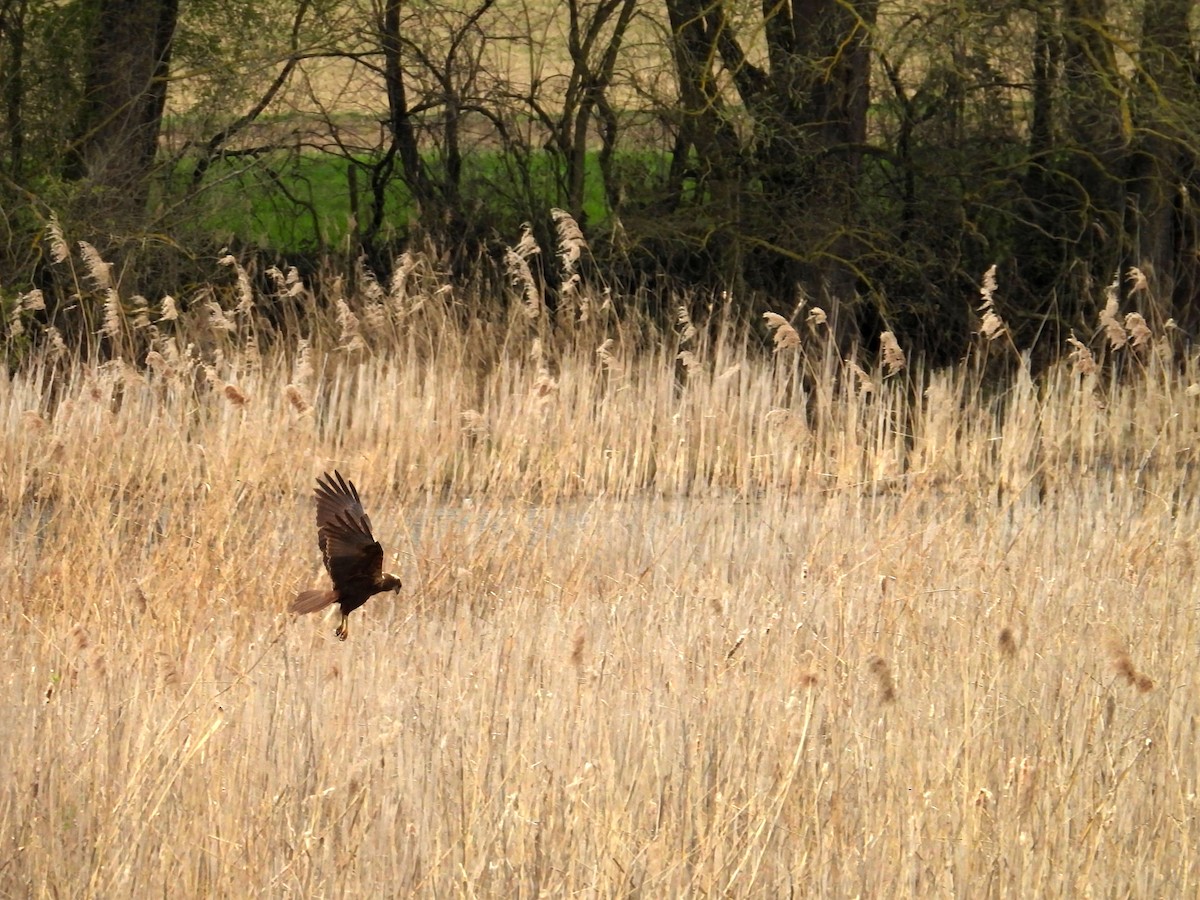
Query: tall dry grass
xmin=3 ymin=229 xmax=1200 ymax=895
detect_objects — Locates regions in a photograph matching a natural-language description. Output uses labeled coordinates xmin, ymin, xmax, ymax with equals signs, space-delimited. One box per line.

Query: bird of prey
xmin=290 ymin=471 xmax=402 ymax=640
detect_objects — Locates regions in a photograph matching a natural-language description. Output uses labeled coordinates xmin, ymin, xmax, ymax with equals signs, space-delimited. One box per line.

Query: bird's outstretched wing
xmin=314 ymin=470 xmax=385 ymax=590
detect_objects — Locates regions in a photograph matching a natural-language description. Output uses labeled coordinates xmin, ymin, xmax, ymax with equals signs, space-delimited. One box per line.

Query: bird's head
xmin=381 ymin=572 xmax=402 ymax=593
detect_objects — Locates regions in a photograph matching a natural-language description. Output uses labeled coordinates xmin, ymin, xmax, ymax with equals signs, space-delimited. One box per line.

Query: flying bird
xmin=290 ymin=470 xmax=402 ymax=640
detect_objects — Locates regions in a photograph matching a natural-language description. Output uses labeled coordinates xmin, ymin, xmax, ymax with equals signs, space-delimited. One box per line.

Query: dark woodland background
xmin=2 ymin=0 xmax=1198 ymax=364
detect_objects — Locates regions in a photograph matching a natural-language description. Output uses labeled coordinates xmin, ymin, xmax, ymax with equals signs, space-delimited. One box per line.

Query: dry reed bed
xmin=2 ymin=316 xmax=1199 ymax=896
xmin=4 ymin=241 xmax=1200 ymax=893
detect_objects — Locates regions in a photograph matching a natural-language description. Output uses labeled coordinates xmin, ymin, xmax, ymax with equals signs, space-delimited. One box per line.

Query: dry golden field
xmin=3 ymin=242 xmax=1200 ymax=896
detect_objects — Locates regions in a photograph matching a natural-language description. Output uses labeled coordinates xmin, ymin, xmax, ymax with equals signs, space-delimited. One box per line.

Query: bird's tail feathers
xmin=290 ymin=589 xmax=338 ymax=615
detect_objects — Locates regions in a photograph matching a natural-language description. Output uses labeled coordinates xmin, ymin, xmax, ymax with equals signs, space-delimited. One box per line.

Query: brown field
xmin=3 ymin=238 xmax=1200 ymax=895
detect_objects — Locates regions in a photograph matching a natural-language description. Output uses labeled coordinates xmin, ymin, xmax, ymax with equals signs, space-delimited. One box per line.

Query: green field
xmin=182 ymin=145 xmax=632 ymax=251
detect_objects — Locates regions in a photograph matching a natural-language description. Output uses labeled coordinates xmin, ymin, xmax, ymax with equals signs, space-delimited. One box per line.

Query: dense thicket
xmin=2 ymin=0 xmax=1198 ymax=363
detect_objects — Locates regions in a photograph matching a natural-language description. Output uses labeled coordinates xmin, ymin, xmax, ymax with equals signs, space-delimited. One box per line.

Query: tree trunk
xmin=1128 ymin=0 xmax=1198 ymax=325
xmin=380 ymin=0 xmax=428 ymax=212
xmin=1 ymin=0 xmax=27 ymax=177
xmin=756 ymin=0 xmax=880 ymax=299
xmin=1061 ymin=0 xmax=1125 ymax=301
xmin=66 ymin=0 xmax=179 ymax=224
xmin=663 ymin=0 xmax=745 ymax=281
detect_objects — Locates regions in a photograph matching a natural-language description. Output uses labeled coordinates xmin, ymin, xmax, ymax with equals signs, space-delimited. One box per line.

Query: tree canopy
xmin=2 ymin=0 xmax=1198 ymax=363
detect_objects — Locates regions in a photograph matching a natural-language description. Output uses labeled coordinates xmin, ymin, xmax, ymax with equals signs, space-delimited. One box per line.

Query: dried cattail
xmin=677 ymin=349 xmax=699 ymax=370
xmin=532 ymin=369 xmax=558 ymax=400
xmin=597 ymin=338 xmax=619 ymax=372
xmin=361 ymin=301 xmax=386 ymax=334
xmin=336 ymin=298 xmax=367 ymax=352
xmin=71 ymin=623 xmax=90 ymax=653
xmin=551 ymin=208 xmax=588 ymax=277
xmin=998 ymin=626 xmax=1018 ymax=658
xmin=506 ymin=223 xmax=542 ymax=319
xmin=806 ymin=306 xmax=828 ymax=329
xmin=1099 ymin=277 xmax=1127 ymax=349
xmin=130 ymin=295 xmax=151 ymax=330
xmin=1016 ymin=757 xmax=1037 ymax=815
xmin=100 ymin=288 xmax=123 ymax=338
xmin=22 ymin=289 xmax=45 ymax=311
xmin=1111 ymin=650 xmax=1137 ymax=685
xmin=156 ymin=651 xmax=181 ymax=689
xmin=980 ymin=263 xmax=999 ymax=305
xmin=145 ymin=350 xmax=173 ymax=377
xmin=159 ymin=295 xmax=179 ymax=322
xmin=677 ymin=305 xmax=697 ymax=343
xmin=70 ymin=624 xmax=106 ymax=676
xmin=389 ymin=252 xmax=419 ymax=312
xmin=460 ymin=409 xmax=488 ymax=436
xmin=78 ymin=242 xmax=114 ymax=291
xmin=846 ymin=358 xmax=874 ymax=397
xmin=1125 ymin=313 xmax=1152 ymax=349
xmin=46 ymin=215 xmax=70 ymax=263
xmin=223 ymin=383 xmax=248 ymax=407
xmin=285 ymin=267 xmax=307 ymax=298
xmin=764 ymin=408 xmax=794 ymax=434
xmin=1106 ymin=631 xmax=1154 ymax=692
xmin=219 ymin=254 xmax=255 ymax=314
xmin=879 ymin=332 xmax=906 ymax=376
xmin=506 ymin=252 xmax=541 ymax=319
xmin=1127 ymin=266 xmax=1150 ymax=295
xmin=512 ymin=221 xmax=541 ymax=260
xmin=868 ymin=655 xmax=896 ymax=704
xmin=570 ymin=626 xmax=586 ymax=668
xmin=7 ymin=304 xmax=24 ymax=338
xmin=977 ymin=264 xmax=1007 ymax=341
xmin=1065 ymin=332 xmax=1097 ymax=376
xmin=763 ymin=312 xmax=801 ymax=351
xmin=358 ymin=258 xmax=387 ymax=305
xmin=294 ymin=338 xmax=313 ymax=385
xmin=131 ymin=583 xmax=149 ymax=615
xmin=285 ymin=384 xmax=310 ymax=414
xmin=266 ymin=266 xmax=287 ymax=293
xmin=45 ymin=326 xmax=68 ymax=359
xmin=207 ymin=300 xmax=236 ymax=333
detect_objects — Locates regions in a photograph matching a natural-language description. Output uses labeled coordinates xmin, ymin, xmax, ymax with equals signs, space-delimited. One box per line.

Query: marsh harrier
xmin=290 ymin=471 xmax=401 ymax=640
